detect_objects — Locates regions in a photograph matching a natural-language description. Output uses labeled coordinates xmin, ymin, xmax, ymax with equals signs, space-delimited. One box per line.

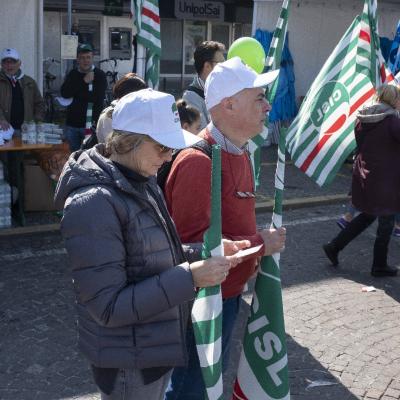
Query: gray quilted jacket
xmin=54 ymin=145 xmax=199 ymax=369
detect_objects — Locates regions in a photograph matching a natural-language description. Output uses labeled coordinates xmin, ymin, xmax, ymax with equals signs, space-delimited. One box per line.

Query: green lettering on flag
xmin=286 ymin=0 xmax=394 ymax=188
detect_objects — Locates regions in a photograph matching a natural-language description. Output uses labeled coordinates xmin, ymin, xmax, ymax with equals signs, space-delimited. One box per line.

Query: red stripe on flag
xmin=300 ymin=134 xmax=331 ymax=173
xmin=380 ymin=64 xmax=387 ymax=83
xmin=359 ymin=29 xmax=371 ymax=43
xmin=349 ymin=87 xmax=375 ymax=115
xmin=232 ymin=380 xmax=248 ymax=400
xmin=299 ymin=88 xmax=375 ymax=173
xmin=387 ymin=73 xmax=395 ymax=83
xmin=142 ymin=6 xmax=160 ymax=24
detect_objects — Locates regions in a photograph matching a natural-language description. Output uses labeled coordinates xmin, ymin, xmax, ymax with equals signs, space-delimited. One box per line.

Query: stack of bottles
xmin=22 ymin=122 xmax=63 ymax=145
xmin=0 ymin=161 xmax=11 ymax=228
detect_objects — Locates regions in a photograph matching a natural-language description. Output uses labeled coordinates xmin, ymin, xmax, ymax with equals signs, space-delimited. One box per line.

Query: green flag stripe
xmin=201 ymin=362 xmax=223 ymax=387
xmin=196 ymin=286 xmax=221 ymax=298
xmin=309 ymin=123 xmax=356 ymax=181
xmin=320 ymin=140 xmax=357 ymax=186
xmin=192 ymin=313 xmax=223 ymax=345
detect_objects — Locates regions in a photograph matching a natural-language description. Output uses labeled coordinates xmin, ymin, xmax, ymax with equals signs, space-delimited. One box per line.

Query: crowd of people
xmin=1 ymin=39 xmax=400 ymax=399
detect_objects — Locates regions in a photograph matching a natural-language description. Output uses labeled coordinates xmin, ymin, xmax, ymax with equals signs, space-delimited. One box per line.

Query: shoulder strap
xmin=186 ymin=85 xmax=205 ymax=99
xmin=157 ymin=139 xmax=212 ymax=190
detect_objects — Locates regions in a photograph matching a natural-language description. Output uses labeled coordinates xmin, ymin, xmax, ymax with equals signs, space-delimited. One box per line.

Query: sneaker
xmin=323 ymin=243 xmax=339 ymax=266
xmin=393 ymin=227 xmax=400 ymax=237
xmin=336 ymin=217 xmax=350 ymax=230
xmin=371 ymin=265 xmax=398 ymax=277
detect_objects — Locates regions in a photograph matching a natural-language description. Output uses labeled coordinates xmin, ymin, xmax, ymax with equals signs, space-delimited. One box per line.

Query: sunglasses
xmin=155 ymin=143 xmax=174 ymax=153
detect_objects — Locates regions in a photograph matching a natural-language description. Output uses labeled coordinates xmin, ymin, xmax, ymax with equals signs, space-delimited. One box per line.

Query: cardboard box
xmin=24 ymin=161 xmax=59 ymax=211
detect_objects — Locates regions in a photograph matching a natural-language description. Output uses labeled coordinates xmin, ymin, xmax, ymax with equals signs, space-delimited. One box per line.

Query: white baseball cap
xmin=205 ymin=56 xmax=279 ymax=110
xmin=112 ymin=88 xmax=202 ymax=149
xmin=1 ymin=48 xmax=20 ymax=61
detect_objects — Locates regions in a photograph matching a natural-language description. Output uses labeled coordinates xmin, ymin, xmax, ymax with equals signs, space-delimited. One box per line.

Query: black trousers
xmin=332 ymin=213 xmax=394 ymax=269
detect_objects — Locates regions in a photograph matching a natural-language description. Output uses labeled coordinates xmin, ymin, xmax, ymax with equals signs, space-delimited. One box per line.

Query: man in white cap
xmin=164 ymin=57 xmax=287 ymax=399
xmin=0 ymin=48 xmax=45 ymax=133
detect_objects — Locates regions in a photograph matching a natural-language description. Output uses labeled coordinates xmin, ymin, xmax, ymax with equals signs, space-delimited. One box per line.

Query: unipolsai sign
xmin=175 ymin=0 xmax=224 ymax=21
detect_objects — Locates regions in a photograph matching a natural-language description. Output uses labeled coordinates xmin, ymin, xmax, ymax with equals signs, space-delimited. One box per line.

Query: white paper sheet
xmin=235 ymin=244 xmax=263 ymax=258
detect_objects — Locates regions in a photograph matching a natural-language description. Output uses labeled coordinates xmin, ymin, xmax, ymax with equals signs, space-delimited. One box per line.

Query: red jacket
xmin=164 ymin=129 xmax=265 ymax=298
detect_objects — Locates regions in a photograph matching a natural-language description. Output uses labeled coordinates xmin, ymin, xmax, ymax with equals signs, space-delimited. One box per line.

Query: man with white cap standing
xmin=0 ymin=48 xmax=45 ymax=133
xmin=164 ymin=57 xmax=287 ymax=399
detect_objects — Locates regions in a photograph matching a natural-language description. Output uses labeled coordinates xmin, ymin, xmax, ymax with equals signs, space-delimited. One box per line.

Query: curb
xmin=255 ymin=193 xmax=350 ymax=213
xmin=0 ymin=223 xmax=60 ymax=237
xmin=0 ymin=194 xmax=350 ymax=236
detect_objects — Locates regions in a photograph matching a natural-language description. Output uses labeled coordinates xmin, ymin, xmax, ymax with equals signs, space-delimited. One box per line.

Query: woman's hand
xmin=190 ymin=255 xmax=242 ymax=288
xmin=222 ymin=239 xmax=251 ymax=256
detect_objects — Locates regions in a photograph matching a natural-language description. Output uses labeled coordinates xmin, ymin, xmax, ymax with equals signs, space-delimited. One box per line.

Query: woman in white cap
xmin=54 ymin=88 xmax=247 ymax=400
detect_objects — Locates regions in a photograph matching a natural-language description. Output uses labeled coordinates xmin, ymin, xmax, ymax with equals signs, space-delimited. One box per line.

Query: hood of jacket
xmin=54 ymin=144 xmax=148 ymax=209
xmin=357 ymin=101 xmax=399 ymax=123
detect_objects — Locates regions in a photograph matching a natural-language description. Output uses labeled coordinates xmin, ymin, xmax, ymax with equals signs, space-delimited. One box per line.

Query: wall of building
xmin=0 ymin=0 xmax=43 ymax=89
xmin=253 ymin=0 xmax=400 ymax=98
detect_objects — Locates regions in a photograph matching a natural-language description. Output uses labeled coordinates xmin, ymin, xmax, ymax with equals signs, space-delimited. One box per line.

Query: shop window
xmin=211 ymin=23 xmax=230 ymax=53
xmin=184 ymin=21 xmax=207 ymax=75
xmin=233 ymin=23 xmax=252 ymax=41
xmin=160 ymin=19 xmax=183 ymax=74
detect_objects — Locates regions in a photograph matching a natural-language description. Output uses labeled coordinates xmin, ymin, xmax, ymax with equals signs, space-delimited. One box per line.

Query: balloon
xmin=227 ymin=37 xmax=266 ymax=74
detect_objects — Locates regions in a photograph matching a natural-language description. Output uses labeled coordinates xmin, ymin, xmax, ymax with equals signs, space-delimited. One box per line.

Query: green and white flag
xmin=233 ymin=128 xmax=290 ymax=400
xmin=286 ymin=0 xmax=394 ymax=187
xmin=248 ymin=0 xmax=290 ymax=188
xmin=133 ymin=0 xmax=161 ymax=88
xmin=233 ymin=3 xmax=291 ymax=399
xmin=191 ymin=145 xmax=224 ymax=400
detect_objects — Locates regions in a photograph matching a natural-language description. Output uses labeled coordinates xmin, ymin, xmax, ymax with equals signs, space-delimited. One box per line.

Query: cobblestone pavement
xmin=1 ymin=204 xmax=400 ymax=399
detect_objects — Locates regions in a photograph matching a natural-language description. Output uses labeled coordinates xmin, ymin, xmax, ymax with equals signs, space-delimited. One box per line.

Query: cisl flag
xmin=286 ymin=0 xmax=394 ymax=187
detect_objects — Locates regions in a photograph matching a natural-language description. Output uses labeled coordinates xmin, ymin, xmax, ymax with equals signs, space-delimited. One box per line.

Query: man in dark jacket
xmin=0 ymin=48 xmax=45 ymax=133
xmin=61 ymin=44 xmax=107 ymax=151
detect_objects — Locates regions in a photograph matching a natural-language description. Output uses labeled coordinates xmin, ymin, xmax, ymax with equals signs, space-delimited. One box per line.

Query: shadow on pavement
xmin=225 ymin=299 xmax=360 ymax=400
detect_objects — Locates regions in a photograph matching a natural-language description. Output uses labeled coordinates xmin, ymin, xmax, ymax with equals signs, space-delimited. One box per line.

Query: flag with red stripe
xmin=286 ymin=0 xmax=393 ymax=187
xmin=133 ymin=0 xmax=161 ymax=88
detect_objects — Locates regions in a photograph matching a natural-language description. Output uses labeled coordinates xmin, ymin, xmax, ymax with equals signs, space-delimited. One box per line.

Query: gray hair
xmin=104 ymin=130 xmax=148 ymax=157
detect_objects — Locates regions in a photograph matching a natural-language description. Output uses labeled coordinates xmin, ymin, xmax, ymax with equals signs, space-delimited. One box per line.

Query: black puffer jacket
xmin=54 ymin=144 xmax=198 ymax=369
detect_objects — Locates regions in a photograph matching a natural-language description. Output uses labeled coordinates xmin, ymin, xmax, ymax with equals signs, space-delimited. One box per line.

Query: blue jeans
xmin=165 ymin=296 xmax=240 ymax=400
xmin=64 ymin=126 xmax=85 ymax=152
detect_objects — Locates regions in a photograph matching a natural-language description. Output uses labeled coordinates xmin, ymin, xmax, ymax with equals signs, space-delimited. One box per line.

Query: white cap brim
xmin=253 ymin=69 xmax=280 ymax=88
xmin=150 ymin=128 xmax=202 ymax=150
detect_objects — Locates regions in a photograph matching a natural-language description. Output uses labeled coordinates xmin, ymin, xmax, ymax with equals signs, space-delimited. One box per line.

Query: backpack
xmin=186 ymin=85 xmax=205 ymax=99
xmin=157 ymin=139 xmax=212 ymax=190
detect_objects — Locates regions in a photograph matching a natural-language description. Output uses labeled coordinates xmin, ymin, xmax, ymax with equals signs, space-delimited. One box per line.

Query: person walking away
xmin=323 ymin=84 xmax=400 ymax=277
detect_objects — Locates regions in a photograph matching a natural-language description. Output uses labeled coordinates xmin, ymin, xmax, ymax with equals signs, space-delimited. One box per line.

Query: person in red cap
xmin=0 ymin=48 xmax=45 ymax=134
